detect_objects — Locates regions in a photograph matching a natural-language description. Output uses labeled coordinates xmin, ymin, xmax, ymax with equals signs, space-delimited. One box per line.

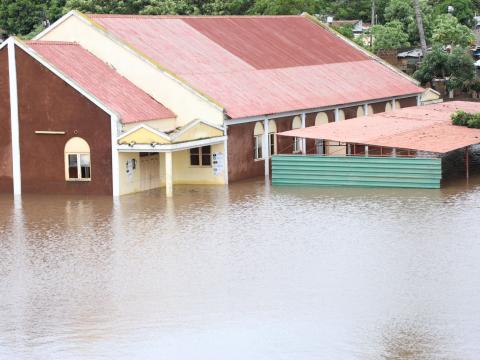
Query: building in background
xmin=0 ymin=11 xmax=424 ymax=197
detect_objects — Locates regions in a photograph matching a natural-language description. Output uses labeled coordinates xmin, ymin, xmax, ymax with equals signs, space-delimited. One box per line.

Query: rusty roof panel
xmin=183 ymin=17 xmax=369 ymax=69
xmin=28 ymin=41 xmax=175 ymax=123
xmin=88 ymin=14 xmax=424 ymax=118
xmin=279 ymin=101 xmax=480 ymax=153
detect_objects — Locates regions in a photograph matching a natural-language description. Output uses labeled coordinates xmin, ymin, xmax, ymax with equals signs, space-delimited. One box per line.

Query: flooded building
xmin=0 ymin=11 xmax=424 ymax=197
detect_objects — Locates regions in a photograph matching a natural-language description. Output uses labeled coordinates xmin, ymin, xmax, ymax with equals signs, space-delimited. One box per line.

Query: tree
xmin=384 ymin=0 xmax=433 ymax=45
xmin=414 ymin=45 xmax=450 ymax=83
xmin=64 ymin=0 xmax=153 ymax=14
xmin=370 ymin=20 xmax=410 ymax=52
xmin=248 ymin=0 xmax=316 ymax=15
xmin=432 ymin=0 xmax=474 ymax=27
xmin=413 ymin=0 xmax=427 ymax=55
xmin=414 ymin=45 xmax=474 ymax=92
xmin=332 ymin=24 xmax=354 ymax=39
xmin=0 ymin=0 xmax=43 ymax=35
xmin=431 ymin=14 xmax=475 ymax=47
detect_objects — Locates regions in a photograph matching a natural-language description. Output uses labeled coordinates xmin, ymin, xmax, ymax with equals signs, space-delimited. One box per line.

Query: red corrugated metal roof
xmin=27 ymin=41 xmax=175 ymax=123
xmin=278 ymin=101 xmax=480 ymax=153
xmin=87 ymin=14 xmax=424 ymax=119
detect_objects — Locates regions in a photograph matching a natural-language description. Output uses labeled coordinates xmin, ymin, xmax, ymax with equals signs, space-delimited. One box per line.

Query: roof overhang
xmin=117 ymin=120 xmax=225 ymax=150
xmin=278 ymin=102 xmax=480 ymax=154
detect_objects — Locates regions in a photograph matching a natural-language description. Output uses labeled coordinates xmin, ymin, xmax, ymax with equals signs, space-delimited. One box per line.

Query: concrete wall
xmin=0 ymin=47 xmax=12 ymax=193
xmin=15 ymin=46 xmax=113 ymax=195
xmin=40 ymin=15 xmax=225 ymax=128
xmin=173 ymin=143 xmax=225 ymax=184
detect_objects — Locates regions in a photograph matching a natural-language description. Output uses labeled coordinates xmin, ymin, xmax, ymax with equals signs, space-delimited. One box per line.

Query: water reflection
xmin=1 ymin=175 xmax=480 ymax=359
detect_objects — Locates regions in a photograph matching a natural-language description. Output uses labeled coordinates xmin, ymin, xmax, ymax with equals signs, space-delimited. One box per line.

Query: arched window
xmin=315 ymin=112 xmax=329 ymax=155
xmin=64 ymin=137 xmax=91 ymax=181
xmin=394 ymin=100 xmax=401 ymax=110
xmin=315 ymin=112 xmax=329 ymax=126
xmin=367 ymin=105 xmax=374 ymax=116
xmin=356 ymin=106 xmax=365 ymax=117
xmin=292 ymin=116 xmax=302 ymax=153
xmin=268 ymin=120 xmax=277 ymax=156
xmin=253 ymin=122 xmax=264 ymax=160
xmin=385 ymin=102 xmax=393 ymax=112
xmin=337 ymin=109 xmax=345 ymax=121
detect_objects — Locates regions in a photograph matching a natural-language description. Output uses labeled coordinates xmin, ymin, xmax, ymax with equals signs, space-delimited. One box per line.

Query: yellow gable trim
xmin=119 ymin=127 xmax=171 ymax=145
xmin=173 ymin=122 xmax=224 ymax=143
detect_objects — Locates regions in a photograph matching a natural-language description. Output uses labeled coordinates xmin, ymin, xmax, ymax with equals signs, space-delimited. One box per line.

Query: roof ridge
xmin=26 ymin=40 xmax=78 ymax=46
xmin=86 ymin=13 xmax=302 ymax=19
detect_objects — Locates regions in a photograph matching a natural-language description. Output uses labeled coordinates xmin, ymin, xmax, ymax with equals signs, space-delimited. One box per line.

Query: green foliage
xmin=433 ymin=0 xmax=474 ymax=26
xmin=414 ymin=45 xmax=449 ymax=83
xmin=451 ymin=110 xmax=470 ymax=125
xmin=447 ymin=46 xmax=475 ymax=82
xmin=432 ymin=14 xmax=475 ymax=47
xmin=332 ymin=24 xmax=354 ymax=39
xmin=384 ymin=0 xmax=434 ymax=44
xmin=371 ymin=20 xmax=410 ymax=52
xmin=451 ymin=111 xmax=480 ymax=128
xmin=414 ymin=45 xmax=474 ymax=88
xmin=248 ymin=0 xmax=315 ymax=15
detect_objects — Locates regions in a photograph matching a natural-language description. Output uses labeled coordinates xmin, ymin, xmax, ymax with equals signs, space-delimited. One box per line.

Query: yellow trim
xmin=173 ymin=122 xmax=224 ymax=143
xmin=119 ymin=127 xmax=171 ymax=145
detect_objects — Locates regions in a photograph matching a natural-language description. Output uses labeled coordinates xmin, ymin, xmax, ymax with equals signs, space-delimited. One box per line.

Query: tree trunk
xmin=413 ymin=0 xmax=427 ymax=56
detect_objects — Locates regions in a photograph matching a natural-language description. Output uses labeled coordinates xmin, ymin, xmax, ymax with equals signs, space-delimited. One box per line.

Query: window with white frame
xmin=253 ymin=122 xmax=264 ymax=160
xmin=190 ymin=145 xmax=212 ymax=166
xmin=64 ymin=137 xmax=91 ymax=181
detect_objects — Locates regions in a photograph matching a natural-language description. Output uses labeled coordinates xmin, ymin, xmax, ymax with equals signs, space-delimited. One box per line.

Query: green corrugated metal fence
xmin=271 ymin=155 xmax=442 ymax=189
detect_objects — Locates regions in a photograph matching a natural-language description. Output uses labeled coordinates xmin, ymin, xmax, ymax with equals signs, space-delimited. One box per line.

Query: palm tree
xmin=413 ymin=0 xmax=427 ymax=56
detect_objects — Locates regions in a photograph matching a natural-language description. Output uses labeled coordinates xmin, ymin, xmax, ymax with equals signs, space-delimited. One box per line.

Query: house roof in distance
xmin=27 ymin=41 xmax=175 ymax=123
xmin=278 ymin=101 xmax=480 ymax=153
xmin=85 ymin=14 xmax=423 ymax=119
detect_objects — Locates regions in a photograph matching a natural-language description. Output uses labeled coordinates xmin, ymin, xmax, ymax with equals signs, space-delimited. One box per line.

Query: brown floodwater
xmin=1 ymin=174 xmax=480 ymax=359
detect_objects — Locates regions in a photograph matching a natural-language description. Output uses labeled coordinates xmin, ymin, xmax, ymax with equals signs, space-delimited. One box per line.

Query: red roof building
xmin=0 ymin=11 xmax=430 ymax=197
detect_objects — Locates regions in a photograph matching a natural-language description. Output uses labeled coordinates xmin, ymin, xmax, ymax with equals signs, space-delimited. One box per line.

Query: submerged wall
xmin=272 ymin=155 xmax=442 ymax=189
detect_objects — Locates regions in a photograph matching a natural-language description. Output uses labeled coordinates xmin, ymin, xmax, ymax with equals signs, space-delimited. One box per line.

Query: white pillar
xmin=301 ymin=113 xmax=306 ymax=155
xmin=392 ymin=148 xmax=397 ymax=157
xmin=8 ymin=40 xmax=21 ymax=196
xmin=365 ymin=145 xmax=369 ymax=157
xmin=417 ymin=95 xmax=421 ymax=106
xmin=263 ymin=116 xmax=269 ymax=177
xmin=364 ymin=104 xmax=369 ymax=116
xmin=392 ymin=98 xmax=397 ymax=110
xmin=223 ymin=126 xmax=229 ymax=185
xmin=334 ymin=108 xmax=340 ymax=122
xmin=110 ymin=115 xmax=120 ymax=197
xmin=165 ymin=151 xmax=173 ymax=197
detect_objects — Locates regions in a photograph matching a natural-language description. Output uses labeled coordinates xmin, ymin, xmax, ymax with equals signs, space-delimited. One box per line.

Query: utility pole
xmin=413 ymin=0 xmax=427 ymax=56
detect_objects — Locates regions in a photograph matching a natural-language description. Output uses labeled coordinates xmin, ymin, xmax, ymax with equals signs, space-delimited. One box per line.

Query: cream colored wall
xmin=118 ymin=152 xmax=141 ymax=195
xmin=40 ymin=15 xmax=225 ymax=127
xmin=173 ymin=123 xmax=224 ymax=143
xmin=122 ymin=118 xmax=177 ymax=133
xmin=172 ymin=143 xmax=225 ymax=185
xmin=119 ymin=127 xmax=170 ymax=145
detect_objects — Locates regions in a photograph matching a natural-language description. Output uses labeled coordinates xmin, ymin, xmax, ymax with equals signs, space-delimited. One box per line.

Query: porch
xmin=116 ymin=120 xmax=227 ymax=196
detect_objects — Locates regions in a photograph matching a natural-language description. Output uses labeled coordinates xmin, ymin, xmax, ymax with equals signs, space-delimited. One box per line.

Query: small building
xmin=273 ymin=101 xmax=480 ymax=189
xmin=0 ymin=11 xmax=424 ymax=197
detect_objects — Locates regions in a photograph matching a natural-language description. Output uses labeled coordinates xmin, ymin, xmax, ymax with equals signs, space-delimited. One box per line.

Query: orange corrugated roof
xmin=27 ymin=41 xmax=175 ymax=123
xmin=86 ymin=14 xmax=423 ymax=119
xmin=279 ymin=101 xmax=480 ymax=153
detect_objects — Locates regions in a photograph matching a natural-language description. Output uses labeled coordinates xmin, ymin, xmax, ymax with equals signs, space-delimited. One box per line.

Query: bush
xmin=467 ymin=113 xmax=480 ymax=128
xmin=451 ymin=110 xmax=470 ymax=126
